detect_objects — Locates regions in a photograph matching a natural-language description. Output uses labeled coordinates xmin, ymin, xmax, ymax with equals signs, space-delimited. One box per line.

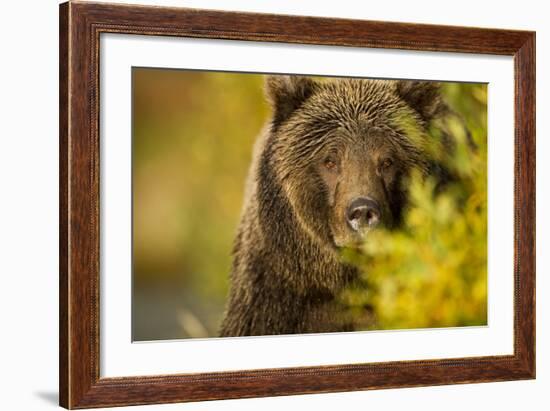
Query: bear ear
xmin=396 ymin=80 xmax=445 ymax=122
xmin=265 ymin=75 xmax=318 ymax=125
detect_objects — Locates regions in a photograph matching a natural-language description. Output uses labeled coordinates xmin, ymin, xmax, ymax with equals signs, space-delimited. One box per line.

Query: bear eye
xmin=323 ymin=158 xmax=338 ymax=171
xmin=381 ymin=158 xmax=393 ymax=169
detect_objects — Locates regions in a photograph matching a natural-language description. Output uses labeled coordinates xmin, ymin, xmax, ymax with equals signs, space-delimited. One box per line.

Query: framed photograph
xmin=59 ymin=2 xmax=535 ymax=408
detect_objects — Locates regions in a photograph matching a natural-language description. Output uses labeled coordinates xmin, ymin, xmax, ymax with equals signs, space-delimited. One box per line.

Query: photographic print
xmin=132 ymin=69 xmax=488 ymax=341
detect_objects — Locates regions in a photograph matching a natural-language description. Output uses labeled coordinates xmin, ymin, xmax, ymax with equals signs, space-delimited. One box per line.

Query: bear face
xmin=265 ymin=76 xmax=445 ymax=251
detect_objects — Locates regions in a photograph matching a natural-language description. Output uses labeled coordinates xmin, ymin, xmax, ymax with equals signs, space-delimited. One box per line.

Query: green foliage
xmin=341 ymin=83 xmax=488 ymax=330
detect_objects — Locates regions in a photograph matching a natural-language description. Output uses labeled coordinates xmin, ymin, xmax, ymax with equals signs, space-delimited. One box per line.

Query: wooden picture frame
xmin=59 ymin=1 xmax=535 ymax=408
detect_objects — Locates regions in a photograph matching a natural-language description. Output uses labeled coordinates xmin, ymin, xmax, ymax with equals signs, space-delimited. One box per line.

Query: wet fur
xmin=220 ymin=77 xmax=453 ymax=337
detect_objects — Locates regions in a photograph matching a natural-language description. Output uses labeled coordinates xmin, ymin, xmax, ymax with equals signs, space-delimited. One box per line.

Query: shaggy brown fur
xmin=219 ymin=76 xmax=453 ymax=337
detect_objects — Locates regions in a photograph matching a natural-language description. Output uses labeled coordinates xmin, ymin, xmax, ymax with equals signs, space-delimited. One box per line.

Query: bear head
xmin=264 ymin=75 xmax=448 ymax=251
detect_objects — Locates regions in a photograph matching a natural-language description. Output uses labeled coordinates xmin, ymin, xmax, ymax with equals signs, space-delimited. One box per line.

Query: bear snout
xmin=346 ymin=197 xmax=381 ymax=232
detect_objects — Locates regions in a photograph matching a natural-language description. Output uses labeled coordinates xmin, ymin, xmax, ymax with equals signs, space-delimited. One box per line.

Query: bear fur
xmin=219 ymin=76 xmax=455 ymax=337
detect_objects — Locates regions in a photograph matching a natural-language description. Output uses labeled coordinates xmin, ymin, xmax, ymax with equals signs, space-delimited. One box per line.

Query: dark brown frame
xmin=59 ymin=1 xmax=536 ymax=409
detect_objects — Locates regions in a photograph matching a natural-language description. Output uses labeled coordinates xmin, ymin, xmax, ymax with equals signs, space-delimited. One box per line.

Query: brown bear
xmin=219 ymin=75 xmax=455 ymax=337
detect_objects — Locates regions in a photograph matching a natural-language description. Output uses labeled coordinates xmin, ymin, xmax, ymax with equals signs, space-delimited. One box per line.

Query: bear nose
xmin=346 ymin=197 xmax=381 ymax=232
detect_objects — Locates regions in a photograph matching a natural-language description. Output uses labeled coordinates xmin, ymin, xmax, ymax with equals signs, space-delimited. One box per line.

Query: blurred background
xmin=132 ymin=68 xmax=268 ymax=340
xmin=132 ymin=68 xmax=487 ymax=341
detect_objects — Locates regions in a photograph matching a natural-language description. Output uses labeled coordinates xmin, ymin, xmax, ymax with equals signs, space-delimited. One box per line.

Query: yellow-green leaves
xmin=343 ymin=83 xmax=488 ymax=330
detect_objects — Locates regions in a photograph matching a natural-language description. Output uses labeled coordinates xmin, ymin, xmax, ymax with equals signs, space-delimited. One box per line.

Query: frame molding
xmin=59 ymin=1 xmax=535 ymax=408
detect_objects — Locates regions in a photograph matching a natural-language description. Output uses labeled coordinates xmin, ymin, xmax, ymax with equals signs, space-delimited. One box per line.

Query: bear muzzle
xmin=346 ymin=196 xmax=381 ymax=232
